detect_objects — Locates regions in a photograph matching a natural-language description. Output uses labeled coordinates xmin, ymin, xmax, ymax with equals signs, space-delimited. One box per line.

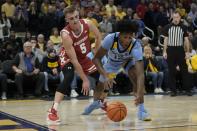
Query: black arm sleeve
xmin=12 ymin=54 xmax=20 ymax=67
xmin=163 ymin=24 xmax=170 ymax=37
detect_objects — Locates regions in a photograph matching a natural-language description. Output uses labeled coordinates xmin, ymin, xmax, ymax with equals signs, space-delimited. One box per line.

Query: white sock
xmin=53 ymin=103 xmax=59 ymax=110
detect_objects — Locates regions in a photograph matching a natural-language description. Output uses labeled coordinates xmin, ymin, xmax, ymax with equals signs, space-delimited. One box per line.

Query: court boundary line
xmin=0 ymin=110 xmax=50 ymax=130
xmin=126 ymin=124 xmax=197 ymax=130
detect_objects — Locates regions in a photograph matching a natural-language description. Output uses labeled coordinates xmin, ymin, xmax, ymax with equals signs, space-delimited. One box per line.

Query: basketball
xmin=107 ymin=101 xmax=127 ymax=122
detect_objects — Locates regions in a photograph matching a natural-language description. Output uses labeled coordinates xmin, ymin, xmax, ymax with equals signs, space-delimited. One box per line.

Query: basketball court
xmin=0 ymin=95 xmax=197 ymax=131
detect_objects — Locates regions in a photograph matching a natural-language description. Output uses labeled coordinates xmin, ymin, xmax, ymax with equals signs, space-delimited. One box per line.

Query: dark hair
xmin=30 ymin=36 xmax=36 ymax=41
xmin=0 ymin=12 xmax=8 ymax=24
xmin=51 ymin=27 xmax=58 ymax=35
xmin=115 ymin=20 xmax=139 ymax=33
xmin=64 ymin=5 xmax=76 ymax=16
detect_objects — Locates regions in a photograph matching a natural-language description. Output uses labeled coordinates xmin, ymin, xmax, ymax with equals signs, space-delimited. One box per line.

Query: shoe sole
xmin=46 ymin=118 xmax=61 ymax=125
xmin=138 ymin=112 xmax=151 ymax=121
xmin=81 ymin=112 xmax=89 ymax=115
xmin=140 ymin=118 xmax=152 ymax=121
xmin=70 ymin=95 xmax=79 ymax=97
xmin=1 ymin=98 xmax=7 ymax=100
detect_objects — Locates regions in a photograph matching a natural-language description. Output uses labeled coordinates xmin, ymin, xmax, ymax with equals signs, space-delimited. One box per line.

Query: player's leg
xmin=90 ymin=71 xmax=109 ymax=100
xmin=82 ymin=71 xmax=107 ymax=115
xmin=82 ymin=81 xmax=107 ymax=115
xmin=47 ymin=63 xmax=74 ymax=124
xmin=126 ymin=62 xmax=151 ymax=121
xmin=82 ymin=62 xmax=119 ymax=115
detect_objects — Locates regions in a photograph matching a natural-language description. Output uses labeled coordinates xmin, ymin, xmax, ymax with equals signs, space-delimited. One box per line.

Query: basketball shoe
xmin=137 ymin=104 xmax=151 ymax=121
xmin=47 ymin=108 xmax=61 ymax=125
xmin=82 ymin=100 xmax=103 ymax=115
xmin=101 ymin=101 xmax=107 ymax=112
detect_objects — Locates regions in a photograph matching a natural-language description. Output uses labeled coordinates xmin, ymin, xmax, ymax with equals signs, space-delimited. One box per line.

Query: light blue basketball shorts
xmin=99 ymin=60 xmax=135 ymax=82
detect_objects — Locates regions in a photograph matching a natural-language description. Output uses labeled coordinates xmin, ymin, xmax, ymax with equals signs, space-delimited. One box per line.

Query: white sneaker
xmin=108 ymin=91 xmax=114 ymax=96
xmin=71 ymin=90 xmax=78 ymax=97
xmin=1 ymin=92 xmax=7 ymax=100
xmin=89 ymin=89 xmax=94 ymax=97
xmin=154 ymin=88 xmax=159 ymax=93
xmin=158 ymin=88 xmax=164 ymax=93
xmin=114 ymin=92 xmax=120 ymax=96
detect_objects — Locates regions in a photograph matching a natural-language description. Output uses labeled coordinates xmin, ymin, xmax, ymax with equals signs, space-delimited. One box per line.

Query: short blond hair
xmin=64 ymin=5 xmax=76 ymax=16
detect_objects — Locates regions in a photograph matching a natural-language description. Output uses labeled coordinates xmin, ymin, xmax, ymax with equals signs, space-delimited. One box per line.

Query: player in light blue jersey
xmin=82 ymin=20 xmax=151 ymax=121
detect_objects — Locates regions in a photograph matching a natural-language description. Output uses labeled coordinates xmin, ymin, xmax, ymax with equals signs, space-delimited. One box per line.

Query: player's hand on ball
xmin=81 ymin=79 xmax=90 ymax=96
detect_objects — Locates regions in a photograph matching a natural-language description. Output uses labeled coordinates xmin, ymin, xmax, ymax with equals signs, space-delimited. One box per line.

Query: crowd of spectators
xmin=0 ymin=0 xmax=197 ymax=100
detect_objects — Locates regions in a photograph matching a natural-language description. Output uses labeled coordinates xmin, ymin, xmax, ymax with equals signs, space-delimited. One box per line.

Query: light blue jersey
xmin=100 ymin=32 xmax=143 ymax=82
xmin=86 ymin=52 xmax=108 ymax=65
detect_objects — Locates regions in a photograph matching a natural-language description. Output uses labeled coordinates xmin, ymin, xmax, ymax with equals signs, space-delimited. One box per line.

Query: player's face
xmin=119 ymin=33 xmax=133 ymax=48
xmin=172 ymin=13 xmax=181 ymax=25
xmin=66 ymin=11 xmax=80 ymax=26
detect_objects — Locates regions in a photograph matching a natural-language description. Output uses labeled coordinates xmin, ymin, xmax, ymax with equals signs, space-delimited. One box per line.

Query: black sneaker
xmin=186 ymin=91 xmax=193 ymax=96
xmin=170 ymin=92 xmax=177 ymax=97
xmin=15 ymin=94 xmax=24 ymax=100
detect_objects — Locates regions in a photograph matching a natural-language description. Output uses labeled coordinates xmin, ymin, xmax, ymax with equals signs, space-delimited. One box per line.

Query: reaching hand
xmin=81 ymin=79 xmax=90 ymax=96
xmin=103 ymin=73 xmax=116 ymax=90
xmin=104 ymin=78 xmax=116 ymax=90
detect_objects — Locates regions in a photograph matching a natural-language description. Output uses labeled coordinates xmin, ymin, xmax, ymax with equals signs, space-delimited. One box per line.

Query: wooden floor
xmin=1 ymin=95 xmax=197 ymax=131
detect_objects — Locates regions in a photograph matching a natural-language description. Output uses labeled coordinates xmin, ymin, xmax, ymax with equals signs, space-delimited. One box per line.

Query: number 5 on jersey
xmin=80 ymin=43 xmax=87 ymax=54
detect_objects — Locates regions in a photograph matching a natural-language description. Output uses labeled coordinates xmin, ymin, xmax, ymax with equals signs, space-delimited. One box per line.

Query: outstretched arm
xmin=93 ymin=47 xmax=108 ymax=78
xmin=134 ymin=60 xmax=145 ymax=105
xmin=61 ymin=31 xmax=89 ymax=95
xmin=93 ymin=46 xmax=116 ymax=89
xmin=184 ymin=36 xmax=190 ymax=58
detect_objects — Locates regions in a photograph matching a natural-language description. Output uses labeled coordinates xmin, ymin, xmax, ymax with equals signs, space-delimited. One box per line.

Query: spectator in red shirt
xmin=136 ymin=0 xmax=147 ymax=19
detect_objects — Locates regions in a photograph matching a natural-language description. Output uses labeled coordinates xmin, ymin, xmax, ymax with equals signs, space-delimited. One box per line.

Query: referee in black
xmin=163 ymin=11 xmax=192 ymax=96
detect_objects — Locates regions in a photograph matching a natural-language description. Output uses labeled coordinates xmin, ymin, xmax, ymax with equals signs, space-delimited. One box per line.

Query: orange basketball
xmin=107 ymin=101 xmax=127 ymax=122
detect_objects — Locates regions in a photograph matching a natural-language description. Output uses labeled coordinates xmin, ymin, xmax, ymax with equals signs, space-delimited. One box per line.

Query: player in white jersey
xmin=82 ymin=20 xmax=151 ymax=121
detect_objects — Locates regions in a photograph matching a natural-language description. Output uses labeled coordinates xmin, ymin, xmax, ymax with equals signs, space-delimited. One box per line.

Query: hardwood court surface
xmin=0 ymin=95 xmax=197 ymax=131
